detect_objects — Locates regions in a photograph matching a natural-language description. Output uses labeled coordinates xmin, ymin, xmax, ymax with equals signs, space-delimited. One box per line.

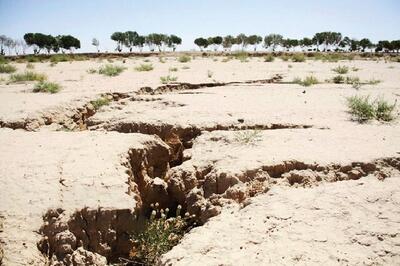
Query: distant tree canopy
xmin=194 ymin=38 xmax=208 ymax=51
xmin=23 ymin=33 xmax=80 ymax=54
xmin=110 ymin=31 xmax=182 ymax=52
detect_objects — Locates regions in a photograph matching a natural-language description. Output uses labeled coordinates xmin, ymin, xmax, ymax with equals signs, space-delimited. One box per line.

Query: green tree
xmin=247 ymin=35 xmax=262 ymax=51
xmin=111 ymin=32 xmax=126 ymax=52
xmin=167 ymin=35 xmax=182 ymax=51
xmin=359 ymin=38 xmax=373 ymax=52
xmin=263 ymin=34 xmax=283 ymax=52
xmin=300 ymin=37 xmax=313 ymax=51
xmin=92 ymin=38 xmax=100 ymax=52
xmin=57 ymin=35 xmax=80 ymax=53
xmin=222 ymin=35 xmax=235 ymax=51
xmin=236 ymin=34 xmax=248 ymax=50
xmin=194 ymin=37 xmax=208 ymax=51
xmin=124 ymin=31 xmax=139 ymax=52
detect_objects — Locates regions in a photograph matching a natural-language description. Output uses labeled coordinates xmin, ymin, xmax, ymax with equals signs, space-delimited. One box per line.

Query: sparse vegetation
xmin=129 ymin=204 xmax=195 ymax=265
xmin=135 ymin=63 xmax=154 ymax=72
xmin=346 ymin=95 xmax=396 ymax=122
xmin=90 ymin=97 xmax=111 ymax=110
xmin=168 ymin=67 xmax=178 ymax=72
xmin=0 ymin=63 xmax=16 ymax=73
xmin=26 ymin=63 xmax=34 ymax=69
xmin=234 ymin=51 xmax=249 ymax=62
xmin=332 ymin=65 xmax=349 ymax=74
xmin=98 ymin=64 xmax=126 ymax=76
xmin=9 ymin=71 xmax=47 ymax=83
xmin=291 ymin=53 xmax=306 ymax=62
xmin=234 ymin=130 xmax=262 ymax=144
xmin=293 ymin=75 xmax=319 ymax=87
xmin=86 ymin=68 xmax=97 ymax=74
xmin=332 ymin=75 xmax=345 ymax=84
xmin=50 ymin=54 xmax=69 ymax=63
xmin=366 ymin=78 xmax=381 ymax=85
xmin=351 ymin=67 xmax=360 ymax=72
xmin=160 ymin=75 xmax=178 ymax=84
xmin=182 ymin=66 xmax=190 ymax=70
xmin=177 ymin=55 xmax=191 ymax=63
xmin=33 ymin=81 xmax=61 ymax=93
xmin=264 ymin=54 xmax=275 ymax=62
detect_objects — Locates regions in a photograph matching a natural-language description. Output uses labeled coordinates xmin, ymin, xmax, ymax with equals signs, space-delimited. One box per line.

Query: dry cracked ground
xmin=0 ymin=55 xmax=400 ymax=265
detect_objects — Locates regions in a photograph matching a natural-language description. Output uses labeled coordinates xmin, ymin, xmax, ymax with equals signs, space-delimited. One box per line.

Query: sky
xmin=0 ymin=0 xmax=399 ymax=53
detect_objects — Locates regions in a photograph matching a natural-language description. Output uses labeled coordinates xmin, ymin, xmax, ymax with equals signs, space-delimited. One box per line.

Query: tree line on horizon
xmin=0 ymin=31 xmax=399 ymax=55
xmin=195 ymin=32 xmax=400 ymax=53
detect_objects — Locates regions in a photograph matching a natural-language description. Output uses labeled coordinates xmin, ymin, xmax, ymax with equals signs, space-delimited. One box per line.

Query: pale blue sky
xmin=0 ymin=0 xmax=399 ymax=52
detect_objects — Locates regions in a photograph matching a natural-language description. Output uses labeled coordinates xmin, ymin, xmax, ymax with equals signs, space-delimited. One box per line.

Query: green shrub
xmin=90 ymin=97 xmax=111 ymax=110
xmin=332 ymin=75 xmax=345 ymax=84
xmin=346 ymin=95 xmax=396 ymax=122
xmin=351 ymin=67 xmax=360 ymax=72
xmin=0 ymin=56 xmax=8 ymax=64
xmin=135 ymin=64 xmax=154 ymax=72
xmin=86 ymin=68 xmax=97 ymax=74
xmin=143 ymin=58 xmax=151 ymax=63
xmin=291 ymin=53 xmax=306 ymax=62
xmin=233 ymin=51 xmax=249 ymax=62
xmin=0 ymin=64 xmax=16 ymax=73
xmin=160 ymin=75 xmax=178 ymax=84
xmin=177 ymin=55 xmax=191 ymax=63
xmin=234 ymin=130 xmax=262 ymax=144
xmin=280 ymin=55 xmax=290 ymax=62
xmin=50 ymin=54 xmax=69 ymax=63
xmin=9 ymin=71 xmax=47 ymax=83
xmin=98 ymin=64 xmax=126 ymax=76
xmin=159 ymin=57 xmax=166 ymax=63
xmin=332 ymin=65 xmax=349 ymax=74
xmin=33 ymin=81 xmax=61 ymax=93
xmin=366 ymin=78 xmax=381 ymax=85
xmin=182 ymin=66 xmax=190 ymax=70
xmin=169 ymin=67 xmax=178 ymax=72
xmin=129 ymin=204 xmax=194 ymax=265
xmin=294 ymin=76 xmax=319 ymax=86
xmin=264 ymin=54 xmax=275 ymax=62
xmin=26 ymin=63 xmax=34 ymax=69
xmin=25 ymin=55 xmax=40 ymax=63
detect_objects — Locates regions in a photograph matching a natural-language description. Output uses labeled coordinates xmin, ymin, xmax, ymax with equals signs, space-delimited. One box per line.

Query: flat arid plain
xmin=0 ymin=53 xmax=400 ymax=265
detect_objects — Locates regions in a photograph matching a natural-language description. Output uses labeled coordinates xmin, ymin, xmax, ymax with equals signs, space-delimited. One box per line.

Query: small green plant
xmin=280 ymin=55 xmax=290 ymax=62
xmin=182 ymin=66 xmax=190 ymax=70
xmin=160 ymin=75 xmax=178 ymax=84
xmin=177 ymin=55 xmax=191 ymax=63
xmin=288 ymin=64 xmax=293 ymax=68
xmin=366 ymin=78 xmax=381 ymax=85
xmin=168 ymin=67 xmax=178 ymax=72
xmin=332 ymin=75 xmax=345 ymax=84
xmin=351 ymin=67 xmax=360 ymax=72
xmin=25 ymin=55 xmax=40 ymax=63
xmin=332 ymin=65 xmax=349 ymax=74
xmin=135 ymin=64 xmax=154 ymax=72
xmin=207 ymin=70 xmax=213 ymax=78
xmin=346 ymin=95 xmax=396 ymax=122
xmin=0 ymin=64 xmax=16 ymax=73
xmin=234 ymin=52 xmax=249 ymax=62
xmin=87 ymin=68 xmax=97 ymax=74
xmin=26 ymin=63 xmax=34 ymax=69
xmin=50 ymin=54 xmax=69 ymax=63
xmin=90 ymin=97 xmax=111 ymax=110
xmin=129 ymin=204 xmax=194 ymax=265
xmin=98 ymin=64 xmax=126 ymax=76
xmin=143 ymin=58 xmax=151 ymax=63
xmin=159 ymin=57 xmax=166 ymax=63
xmin=9 ymin=71 xmax=47 ymax=83
xmin=234 ymin=130 xmax=262 ymax=144
xmin=33 ymin=81 xmax=61 ymax=93
xmin=291 ymin=53 xmax=306 ymax=62
xmin=264 ymin=54 xmax=275 ymax=62
xmin=0 ymin=56 xmax=8 ymax=64
xmin=49 ymin=62 xmax=57 ymax=67
xmin=293 ymin=76 xmax=319 ymax=87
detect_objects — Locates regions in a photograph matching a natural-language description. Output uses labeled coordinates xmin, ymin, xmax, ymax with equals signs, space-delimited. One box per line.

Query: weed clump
xmin=293 ymin=76 xmax=319 ymax=87
xmin=129 ymin=204 xmax=195 ymax=265
xmin=50 ymin=54 xmax=69 ymax=63
xmin=135 ymin=64 xmax=154 ymax=72
xmin=332 ymin=65 xmax=349 ymax=74
xmin=90 ymin=97 xmax=111 ymax=110
xmin=177 ymin=55 xmax=191 ymax=63
xmin=264 ymin=54 xmax=275 ymax=62
xmin=346 ymin=95 xmax=396 ymax=122
xmin=0 ymin=63 xmax=16 ymax=73
xmin=98 ymin=64 xmax=126 ymax=76
xmin=291 ymin=53 xmax=306 ymax=62
xmin=9 ymin=71 xmax=47 ymax=83
xmin=234 ymin=130 xmax=262 ymax=144
xmin=168 ymin=67 xmax=178 ymax=72
xmin=160 ymin=75 xmax=178 ymax=84
xmin=33 ymin=81 xmax=61 ymax=93
xmin=233 ymin=51 xmax=249 ymax=62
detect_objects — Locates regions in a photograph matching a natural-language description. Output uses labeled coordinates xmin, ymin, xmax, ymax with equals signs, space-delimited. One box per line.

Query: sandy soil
xmin=0 ymin=56 xmax=399 ymax=265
